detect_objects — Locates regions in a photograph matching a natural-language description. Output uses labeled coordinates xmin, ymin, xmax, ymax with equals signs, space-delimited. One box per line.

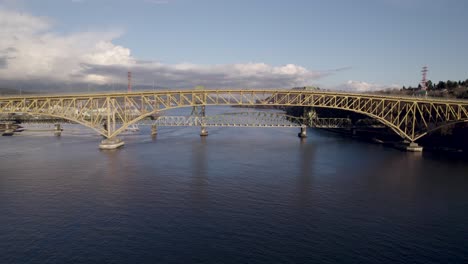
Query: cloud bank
xmin=335 ymin=80 xmax=401 ymax=92
xmin=0 ymin=7 xmax=335 ymax=90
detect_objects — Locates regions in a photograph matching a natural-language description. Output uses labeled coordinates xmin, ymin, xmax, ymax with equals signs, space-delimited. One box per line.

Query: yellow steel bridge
xmin=1 ymin=89 xmax=467 ymax=148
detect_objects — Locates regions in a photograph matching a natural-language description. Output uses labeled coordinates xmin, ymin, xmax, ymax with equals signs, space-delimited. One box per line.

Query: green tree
xmin=436 ymin=81 xmax=446 ymax=90
xmin=426 ymin=80 xmax=433 ymax=90
xmin=446 ymin=80 xmax=457 ymax=89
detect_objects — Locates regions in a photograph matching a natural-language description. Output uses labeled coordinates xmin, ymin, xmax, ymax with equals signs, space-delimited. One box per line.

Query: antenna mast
xmin=420 ymin=66 xmax=428 ymax=96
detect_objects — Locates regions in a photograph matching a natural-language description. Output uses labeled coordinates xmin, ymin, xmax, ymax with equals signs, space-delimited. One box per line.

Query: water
xmin=1 ymin=108 xmax=468 ymax=263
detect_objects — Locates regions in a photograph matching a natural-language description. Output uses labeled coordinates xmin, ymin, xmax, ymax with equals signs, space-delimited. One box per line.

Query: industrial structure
xmin=1 ymin=89 xmax=467 ymax=150
xmin=420 ymin=66 xmax=428 ymax=97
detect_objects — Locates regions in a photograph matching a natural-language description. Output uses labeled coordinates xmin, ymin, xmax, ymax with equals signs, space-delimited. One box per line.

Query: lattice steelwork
xmin=309 ymin=118 xmax=352 ymax=129
xmin=0 ymin=112 xmax=351 ymax=129
xmin=1 ymin=112 xmax=351 ymax=128
xmin=1 ymin=89 xmax=467 ymax=142
xmin=148 ymin=112 xmax=302 ymax=127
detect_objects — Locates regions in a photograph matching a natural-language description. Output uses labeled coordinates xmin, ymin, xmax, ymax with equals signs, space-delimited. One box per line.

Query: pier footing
xmin=298 ymin=125 xmax=307 ymax=138
xmin=2 ymin=129 xmax=14 ymax=136
xmin=54 ymin=123 xmax=62 ymax=136
xmin=1 ymin=123 xmax=15 ymax=136
xmin=151 ymin=124 xmax=158 ymax=136
xmin=200 ymin=127 xmax=208 ymax=137
xmin=406 ymin=142 xmax=423 ymax=152
xmin=99 ymin=138 xmax=125 ymax=149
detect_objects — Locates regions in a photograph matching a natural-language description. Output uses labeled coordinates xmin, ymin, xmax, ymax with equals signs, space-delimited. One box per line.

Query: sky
xmin=0 ymin=0 xmax=467 ymax=91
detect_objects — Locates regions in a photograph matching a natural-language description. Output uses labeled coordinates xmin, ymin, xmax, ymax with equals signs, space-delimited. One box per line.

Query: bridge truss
xmin=150 ymin=112 xmax=301 ymax=127
xmin=0 ymin=89 xmax=467 ymax=144
xmin=309 ymin=118 xmax=352 ymax=129
xmin=1 ymin=112 xmax=355 ymax=129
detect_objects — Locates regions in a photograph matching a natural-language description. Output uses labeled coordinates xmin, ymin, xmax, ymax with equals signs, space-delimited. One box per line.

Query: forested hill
xmin=400 ymin=79 xmax=468 ymax=99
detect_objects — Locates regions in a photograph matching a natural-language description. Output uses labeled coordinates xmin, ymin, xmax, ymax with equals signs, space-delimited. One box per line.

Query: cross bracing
xmin=1 ymin=89 xmax=467 ymax=142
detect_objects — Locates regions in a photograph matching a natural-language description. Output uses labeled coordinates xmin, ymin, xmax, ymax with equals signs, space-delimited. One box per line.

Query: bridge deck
xmin=1 ymin=89 xmax=467 ymax=142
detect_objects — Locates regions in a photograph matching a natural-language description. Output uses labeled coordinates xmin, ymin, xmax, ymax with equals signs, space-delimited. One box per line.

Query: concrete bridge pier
xmin=406 ymin=141 xmax=423 ymax=152
xmin=99 ymin=137 xmax=125 ymax=149
xmin=2 ymin=123 xmax=15 ymax=136
xmin=54 ymin=123 xmax=62 ymax=136
xmin=298 ymin=125 xmax=307 ymax=138
xmin=151 ymin=124 xmax=158 ymax=136
xmin=197 ymin=104 xmax=208 ymax=137
xmin=200 ymin=126 xmax=208 ymax=137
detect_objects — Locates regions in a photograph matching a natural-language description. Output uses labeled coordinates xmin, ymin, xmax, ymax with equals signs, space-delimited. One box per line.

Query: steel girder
xmin=1 ymin=89 xmax=467 ymax=141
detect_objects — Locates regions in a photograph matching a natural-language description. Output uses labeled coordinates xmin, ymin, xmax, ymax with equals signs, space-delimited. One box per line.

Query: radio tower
xmin=127 ymin=71 xmax=132 ymax=93
xmin=125 ymin=71 xmax=139 ymax=132
xmin=420 ymin=66 xmax=428 ymax=97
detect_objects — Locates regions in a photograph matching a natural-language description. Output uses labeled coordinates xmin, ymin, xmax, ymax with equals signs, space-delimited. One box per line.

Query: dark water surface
xmin=1 ymin=111 xmax=468 ymax=263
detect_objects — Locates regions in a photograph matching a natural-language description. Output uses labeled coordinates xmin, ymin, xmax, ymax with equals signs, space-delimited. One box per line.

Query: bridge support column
xmin=200 ymin=126 xmax=208 ymax=137
xmin=406 ymin=142 xmax=423 ymax=152
xmin=99 ymin=137 xmax=125 ymax=150
xmin=298 ymin=125 xmax=307 ymax=138
xmin=54 ymin=123 xmax=62 ymax=136
xmin=151 ymin=124 xmax=158 ymax=136
xmin=2 ymin=123 xmax=14 ymax=136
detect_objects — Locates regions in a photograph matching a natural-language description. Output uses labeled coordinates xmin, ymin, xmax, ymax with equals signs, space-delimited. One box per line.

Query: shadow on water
xmin=295 ymin=137 xmax=316 ymax=208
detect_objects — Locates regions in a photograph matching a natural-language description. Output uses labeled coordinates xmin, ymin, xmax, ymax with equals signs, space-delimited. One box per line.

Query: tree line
xmin=401 ymin=79 xmax=468 ymax=99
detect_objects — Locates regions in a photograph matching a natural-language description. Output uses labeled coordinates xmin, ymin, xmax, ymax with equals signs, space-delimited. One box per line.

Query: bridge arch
xmin=4 ymin=102 xmax=454 ymax=143
xmin=111 ymin=104 xmax=411 ymax=141
xmin=1 ymin=90 xmax=467 ymax=146
xmin=2 ymin=111 xmax=107 ymax=137
xmin=302 ymin=105 xmax=412 ymax=140
xmin=111 ymin=107 xmax=304 ymax=135
xmin=412 ymin=119 xmax=468 ymax=141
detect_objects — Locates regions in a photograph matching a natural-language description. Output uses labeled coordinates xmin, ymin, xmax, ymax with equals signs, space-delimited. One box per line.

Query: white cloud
xmin=0 ymin=8 xmax=50 ymax=34
xmin=334 ymin=80 xmax=400 ymax=92
xmin=0 ymin=7 xmax=334 ymax=89
xmin=78 ymin=61 xmax=329 ymax=88
xmin=0 ymin=8 xmax=136 ymax=84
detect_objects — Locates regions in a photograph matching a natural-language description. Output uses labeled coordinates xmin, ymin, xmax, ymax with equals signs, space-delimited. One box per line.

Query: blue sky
xmin=0 ymin=0 xmax=467 ymax=90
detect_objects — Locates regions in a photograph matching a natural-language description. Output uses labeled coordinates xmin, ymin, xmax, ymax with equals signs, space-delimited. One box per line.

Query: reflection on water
xmin=1 ymin=109 xmax=468 ymax=264
xmin=296 ymin=138 xmax=315 ymax=209
xmin=190 ymin=136 xmax=208 ymax=204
